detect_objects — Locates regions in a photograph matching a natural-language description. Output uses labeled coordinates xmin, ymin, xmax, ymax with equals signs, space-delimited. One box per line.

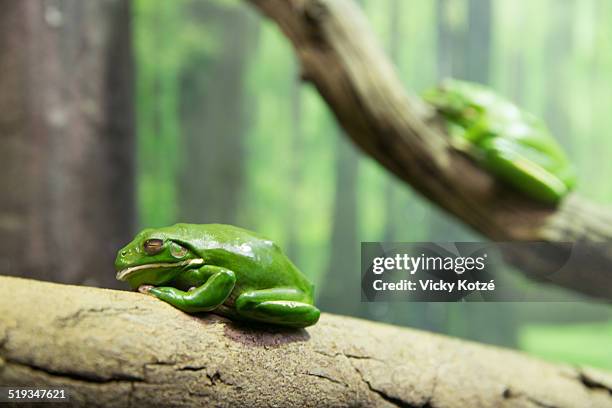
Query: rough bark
xmin=243 ymin=0 xmax=612 ymax=300
xmin=1 ymin=277 xmax=611 ymax=407
xmin=0 ymin=0 xmax=134 ymax=288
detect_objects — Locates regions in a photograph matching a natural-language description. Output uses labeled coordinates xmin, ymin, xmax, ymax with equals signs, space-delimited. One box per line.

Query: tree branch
xmin=1 ymin=277 xmax=611 ymax=407
xmin=245 ymin=0 xmax=612 ymax=300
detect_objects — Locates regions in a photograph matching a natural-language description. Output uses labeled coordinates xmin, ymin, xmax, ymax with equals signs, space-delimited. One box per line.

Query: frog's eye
xmin=143 ymin=239 xmax=164 ymax=255
xmin=169 ymin=242 xmax=188 ymax=259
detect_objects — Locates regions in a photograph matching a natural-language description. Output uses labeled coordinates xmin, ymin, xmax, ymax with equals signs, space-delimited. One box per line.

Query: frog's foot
xmin=235 ymin=288 xmax=320 ymax=328
xmin=138 ymin=284 xmax=155 ymax=294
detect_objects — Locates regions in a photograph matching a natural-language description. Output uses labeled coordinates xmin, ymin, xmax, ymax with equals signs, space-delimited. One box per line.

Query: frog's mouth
xmin=116 ymin=258 xmax=204 ymax=281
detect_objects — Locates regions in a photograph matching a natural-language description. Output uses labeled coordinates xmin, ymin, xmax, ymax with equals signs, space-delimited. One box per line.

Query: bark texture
xmin=244 ymin=0 xmax=612 ymax=300
xmin=0 ymin=0 xmax=134 ymax=288
xmin=0 ymin=277 xmax=611 ymax=407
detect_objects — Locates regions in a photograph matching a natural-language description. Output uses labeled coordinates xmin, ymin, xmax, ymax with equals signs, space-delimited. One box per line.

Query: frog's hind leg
xmin=481 ymin=138 xmax=568 ymax=203
xmin=235 ymin=288 xmax=320 ymax=328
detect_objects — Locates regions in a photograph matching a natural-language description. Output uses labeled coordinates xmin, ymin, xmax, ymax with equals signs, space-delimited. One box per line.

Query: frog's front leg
xmin=148 ymin=265 xmax=236 ymax=313
xmin=235 ymin=288 xmax=320 ymax=328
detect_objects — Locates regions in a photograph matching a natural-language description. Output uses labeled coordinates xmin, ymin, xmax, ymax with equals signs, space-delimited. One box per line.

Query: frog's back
xmin=168 ymin=223 xmax=314 ymax=298
xmin=441 ymin=81 xmax=569 ymax=152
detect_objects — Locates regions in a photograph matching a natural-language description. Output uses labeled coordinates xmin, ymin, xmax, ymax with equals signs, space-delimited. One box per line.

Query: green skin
xmin=423 ymin=79 xmax=576 ymax=204
xmin=115 ymin=223 xmax=320 ymax=328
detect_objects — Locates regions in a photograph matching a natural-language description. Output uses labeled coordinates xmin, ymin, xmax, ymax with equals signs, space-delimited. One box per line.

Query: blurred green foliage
xmin=134 ymin=0 xmax=612 ymax=369
xmin=520 ymin=321 xmax=612 ymax=370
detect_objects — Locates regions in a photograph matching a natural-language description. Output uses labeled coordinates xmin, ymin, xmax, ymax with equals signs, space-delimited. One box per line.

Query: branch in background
xmin=1 ymin=277 xmax=611 ymax=407
xmin=245 ymin=0 xmax=612 ymax=300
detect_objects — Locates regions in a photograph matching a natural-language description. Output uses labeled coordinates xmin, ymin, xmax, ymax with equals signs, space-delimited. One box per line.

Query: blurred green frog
xmin=424 ymin=79 xmax=576 ymax=203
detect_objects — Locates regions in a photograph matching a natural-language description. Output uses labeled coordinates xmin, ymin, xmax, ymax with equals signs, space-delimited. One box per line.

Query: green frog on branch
xmin=424 ymin=79 xmax=576 ymax=204
xmin=115 ymin=223 xmax=320 ymax=328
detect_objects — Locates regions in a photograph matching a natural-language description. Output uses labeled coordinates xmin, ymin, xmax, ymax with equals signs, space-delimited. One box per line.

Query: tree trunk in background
xmin=318 ymin=137 xmax=360 ymax=316
xmin=381 ymin=0 xmax=402 ymax=245
xmin=436 ymin=0 xmax=467 ymax=81
xmin=432 ymin=0 xmax=485 ymax=239
xmin=178 ymin=3 xmax=258 ymax=225
xmin=508 ymin=49 xmax=526 ymax=104
xmin=429 ymin=0 xmax=473 ymax=243
xmin=0 ymin=0 xmax=134 ymax=288
xmin=285 ymin=64 xmax=303 ymax=262
xmin=544 ymin=0 xmax=574 ymax=149
xmin=465 ymin=0 xmax=491 ymax=83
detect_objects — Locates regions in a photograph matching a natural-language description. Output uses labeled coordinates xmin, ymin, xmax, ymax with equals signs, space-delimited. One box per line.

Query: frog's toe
xmin=138 ymin=284 xmax=155 ymax=294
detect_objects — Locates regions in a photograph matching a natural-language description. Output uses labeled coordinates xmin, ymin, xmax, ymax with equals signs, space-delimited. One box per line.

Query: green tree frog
xmin=115 ymin=223 xmax=320 ymax=328
xmin=423 ymin=79 xmax=576 ymax=203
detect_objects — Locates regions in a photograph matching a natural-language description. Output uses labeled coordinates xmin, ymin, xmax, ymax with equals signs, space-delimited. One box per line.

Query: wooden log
xmin=0 ymin=277 xmax=611 ymax=407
